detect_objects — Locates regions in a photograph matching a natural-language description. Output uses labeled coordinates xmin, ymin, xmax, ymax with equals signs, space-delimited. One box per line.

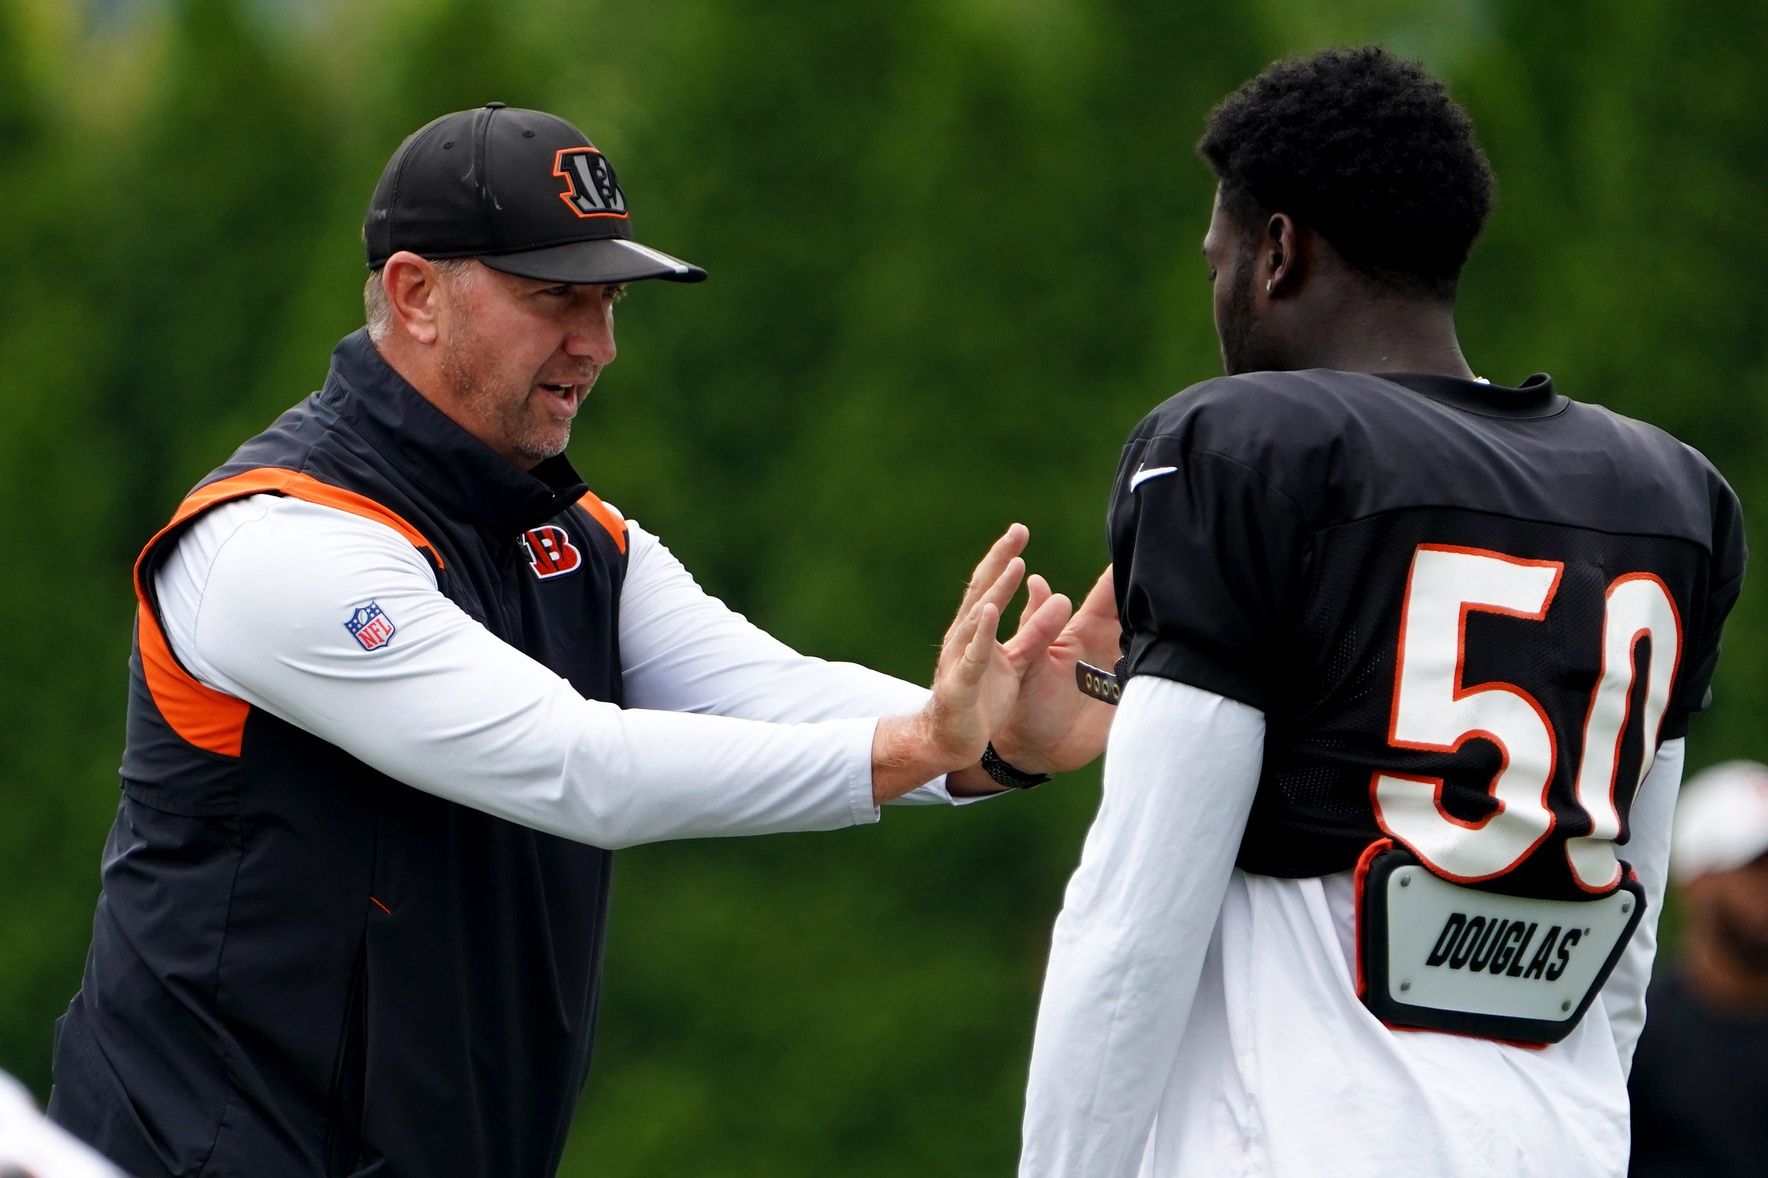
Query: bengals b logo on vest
xmin=522 ymin=526 xmax=582 ymax=579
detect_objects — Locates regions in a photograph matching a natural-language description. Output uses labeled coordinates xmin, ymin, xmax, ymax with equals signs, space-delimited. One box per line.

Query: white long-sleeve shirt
xmin=153 ymin=494 xmax=959 ymax=851
xmin=1021 ymin=675 xmax=1681 ymax=1178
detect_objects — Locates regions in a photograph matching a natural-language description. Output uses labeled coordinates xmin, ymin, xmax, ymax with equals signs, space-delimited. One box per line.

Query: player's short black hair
xmin=1198 ymin=45 xmax=1494 ymax=300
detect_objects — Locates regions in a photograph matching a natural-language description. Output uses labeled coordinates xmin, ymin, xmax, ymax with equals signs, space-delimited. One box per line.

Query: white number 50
xmin=1372 ymin=545 xmax=1681 ymax=890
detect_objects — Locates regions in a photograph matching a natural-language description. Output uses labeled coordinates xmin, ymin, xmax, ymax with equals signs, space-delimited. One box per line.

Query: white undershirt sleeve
xmin=155 ymin=495 xmax=882 ymax=849
xmin=1020 ymin=674 xmax=1266 ymax=1178
xmin=617 ymin=517 xmax=961 ymax=805
xmin=1602 ymin=735 xmax=1684 ymax=1075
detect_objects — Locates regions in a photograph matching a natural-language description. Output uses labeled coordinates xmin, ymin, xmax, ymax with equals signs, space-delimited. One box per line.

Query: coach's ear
xmin=382 ymin=251 xmax=447 ymax=346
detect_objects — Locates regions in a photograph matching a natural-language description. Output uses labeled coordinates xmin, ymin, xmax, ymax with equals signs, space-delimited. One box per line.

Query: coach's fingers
xmin=941 ymin=602 xmax=998 ymax=709
xmin=960 ymin=602 xmax=1002 ymax=684
xmin=979 ymin=555 xmax=1027 ymax=619
xmin=952 ymin=524 xmax=1030 ymax=631
xmin=941 ymin=597 xmax=982 ymax=661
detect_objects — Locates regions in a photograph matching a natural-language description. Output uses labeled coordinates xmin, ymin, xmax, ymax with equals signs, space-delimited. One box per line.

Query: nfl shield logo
xmin=344 ymin=601 xmax=397 ymax=651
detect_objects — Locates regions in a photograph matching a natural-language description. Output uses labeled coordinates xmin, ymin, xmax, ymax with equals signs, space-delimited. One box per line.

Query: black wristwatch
xmin=980 ymin=743 xmax=1053 ymax=790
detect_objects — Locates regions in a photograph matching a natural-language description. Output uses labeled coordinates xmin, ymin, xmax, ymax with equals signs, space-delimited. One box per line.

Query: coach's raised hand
xmin=870 ymin=525 xmax=1070 ymax=803
xmin=935 ymin=526 xmax=1121 ymax=784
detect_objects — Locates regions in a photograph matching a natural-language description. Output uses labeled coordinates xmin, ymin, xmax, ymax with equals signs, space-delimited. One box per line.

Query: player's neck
xmin=1292 ymin=296 xmax=1475 ymax=379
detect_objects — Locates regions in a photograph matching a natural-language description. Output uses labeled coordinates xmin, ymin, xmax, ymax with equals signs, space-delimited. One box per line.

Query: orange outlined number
xmin=1566 ymin=574 xmax=1682 ymax=890
xmin=1372 ymin=545 xmax=1681 ymax=888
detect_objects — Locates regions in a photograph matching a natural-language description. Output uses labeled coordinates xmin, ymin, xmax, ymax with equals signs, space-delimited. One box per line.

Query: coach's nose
xmin=564 ymin=290 xmax=618 ymax=366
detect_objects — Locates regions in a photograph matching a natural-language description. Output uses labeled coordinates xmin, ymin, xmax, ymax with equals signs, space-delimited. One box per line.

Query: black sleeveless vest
xmin=52 ymin=330 xmax=629 ymax=1178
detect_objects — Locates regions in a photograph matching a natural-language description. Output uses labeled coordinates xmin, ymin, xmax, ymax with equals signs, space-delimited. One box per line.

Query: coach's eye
xmin=540 ymin=285 xmax=571 ymax=298
xmin=1207 ymin=267 xmax=1217 ymax=284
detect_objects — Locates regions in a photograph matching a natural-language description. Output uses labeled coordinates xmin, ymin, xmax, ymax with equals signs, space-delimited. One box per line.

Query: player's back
xmin=1116 ymin=368 xmax=1741 ymax=895
xmin=1108 ymin=369 xmax=1745 ymax=1177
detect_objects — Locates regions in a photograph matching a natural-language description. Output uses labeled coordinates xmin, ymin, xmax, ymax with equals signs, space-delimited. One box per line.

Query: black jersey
xmin=1110 ymin=369 xmax=1745 ymax=898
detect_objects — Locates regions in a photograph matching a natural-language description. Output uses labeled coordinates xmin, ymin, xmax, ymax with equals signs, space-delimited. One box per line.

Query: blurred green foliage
xmin=1 ymin=0 xmax=1763 ymax=1173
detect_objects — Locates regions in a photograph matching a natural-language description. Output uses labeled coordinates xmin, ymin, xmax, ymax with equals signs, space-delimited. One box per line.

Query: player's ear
xmin=1262 ymin=213 xmax=1299 ymax=298
xmin=383 ymin=251 xmax=446 ymax=346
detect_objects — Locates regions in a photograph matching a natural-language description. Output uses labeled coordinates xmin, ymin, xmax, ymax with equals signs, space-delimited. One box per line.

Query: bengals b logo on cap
xmin=553 ymin=148 xmax=629 ymax=219
xmin=365 ymin=104 xmax=703 ymax=282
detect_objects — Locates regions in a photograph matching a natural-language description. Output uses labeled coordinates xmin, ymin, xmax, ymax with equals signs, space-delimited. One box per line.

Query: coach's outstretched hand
xmin=931 ymin=526 xmax=1121 ymax=781
xmin=871 ymin=525 xmax=1070 ymax=804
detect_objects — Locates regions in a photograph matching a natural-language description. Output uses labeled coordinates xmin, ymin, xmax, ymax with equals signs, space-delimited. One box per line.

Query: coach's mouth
xmin=538 ymin=381 xmax=588 ymax=415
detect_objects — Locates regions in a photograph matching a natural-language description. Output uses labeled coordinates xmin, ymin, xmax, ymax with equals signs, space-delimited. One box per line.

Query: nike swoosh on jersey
xmin=1129 ymin=464 xmax=1179 ymax=491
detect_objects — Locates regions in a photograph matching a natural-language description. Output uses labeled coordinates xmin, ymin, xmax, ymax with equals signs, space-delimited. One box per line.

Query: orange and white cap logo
xmin=553 ymin=148 xmax=629 ymax=219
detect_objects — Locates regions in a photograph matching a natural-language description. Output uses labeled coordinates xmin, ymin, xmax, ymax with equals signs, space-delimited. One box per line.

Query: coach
xmin=47 ymin=103 xmax=1117 ymax=1178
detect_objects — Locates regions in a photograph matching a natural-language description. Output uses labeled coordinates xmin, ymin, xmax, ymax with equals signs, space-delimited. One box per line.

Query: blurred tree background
xmin=1 ymin=0 xmax=1763 ymax=1173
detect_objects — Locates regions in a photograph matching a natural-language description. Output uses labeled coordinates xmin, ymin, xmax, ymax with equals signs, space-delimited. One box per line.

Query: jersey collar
xmin=324 ymin=330 xmax=589 ymax=535
xmin=1376 ymin=371 xmax=1566 ymax=419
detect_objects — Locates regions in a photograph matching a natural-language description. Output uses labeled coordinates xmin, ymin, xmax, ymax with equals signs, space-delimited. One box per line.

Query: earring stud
xmin=1265 ymin=279 xmax=1273 ymax=294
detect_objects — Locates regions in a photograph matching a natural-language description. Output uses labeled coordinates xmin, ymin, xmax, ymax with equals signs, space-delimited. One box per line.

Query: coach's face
xmin=433 ymin=262 xmax=623 ymax=468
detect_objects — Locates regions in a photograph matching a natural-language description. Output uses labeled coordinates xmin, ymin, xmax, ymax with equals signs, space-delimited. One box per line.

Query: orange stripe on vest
xmin=576 ymin=488 xmax=627 ymax=554
xmin=132 ymin=469 xmax=444 ymax=758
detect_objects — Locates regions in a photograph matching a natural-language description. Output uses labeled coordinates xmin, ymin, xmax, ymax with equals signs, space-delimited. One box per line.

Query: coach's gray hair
xmin=364 ymin=258 xmax=476 ymax=342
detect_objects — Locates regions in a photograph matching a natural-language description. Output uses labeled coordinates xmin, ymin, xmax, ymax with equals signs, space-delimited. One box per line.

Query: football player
xmin=1020 ymin=46 xmax=1745 ymax=1178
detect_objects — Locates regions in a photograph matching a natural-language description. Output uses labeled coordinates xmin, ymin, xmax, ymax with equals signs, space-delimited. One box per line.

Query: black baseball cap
xmin=364 ymin=103 xmax=706 ymax=285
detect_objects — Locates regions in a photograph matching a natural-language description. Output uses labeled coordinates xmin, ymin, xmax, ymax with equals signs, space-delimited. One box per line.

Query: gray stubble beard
xmin=438 ymin=323 xmax=570 ymax=466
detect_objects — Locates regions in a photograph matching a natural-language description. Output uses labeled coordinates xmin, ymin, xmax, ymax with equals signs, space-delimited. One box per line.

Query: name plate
xmin=1357 ymin=846 xmax=1645 ymax=1044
